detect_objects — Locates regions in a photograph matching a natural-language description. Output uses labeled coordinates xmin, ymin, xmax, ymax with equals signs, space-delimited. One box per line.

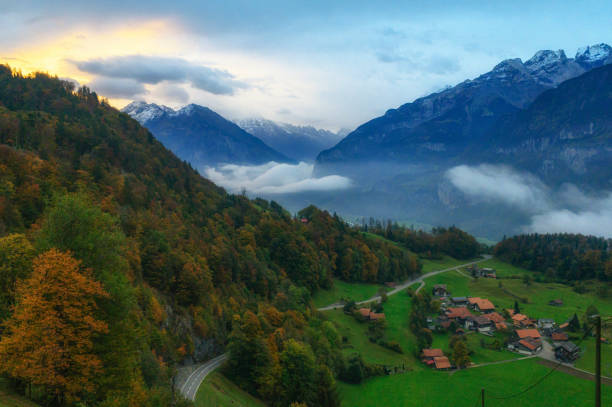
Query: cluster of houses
xmin=424 ymin=284 xmax=582 ymax=368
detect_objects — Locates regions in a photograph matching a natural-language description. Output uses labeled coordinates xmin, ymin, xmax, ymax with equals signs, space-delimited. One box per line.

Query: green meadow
xmin=195 ymin=371 xmax=265 ymax=407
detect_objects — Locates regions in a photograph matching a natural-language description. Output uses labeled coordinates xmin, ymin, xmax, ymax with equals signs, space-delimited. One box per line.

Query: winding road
xmin=175 ymin=255 xmax=491 ymax=400
xmin=177 ymin=353 xmax=228 ymax=401
xmin=317 ymin=255 xmax=492 ymax=311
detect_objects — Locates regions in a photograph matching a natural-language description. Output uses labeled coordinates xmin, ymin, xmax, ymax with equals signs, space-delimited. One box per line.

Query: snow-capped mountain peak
xmin=122 ymin=101 xmax=174 ymax=124
xmin=575 ymin=43 xmax=612 ymax=68
xmin=525 ymin=49 xmax=567 ymax=71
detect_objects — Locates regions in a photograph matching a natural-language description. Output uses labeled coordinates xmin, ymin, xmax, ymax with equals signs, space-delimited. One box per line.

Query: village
xmin=351 ymin=264 xmax=588 ymax=372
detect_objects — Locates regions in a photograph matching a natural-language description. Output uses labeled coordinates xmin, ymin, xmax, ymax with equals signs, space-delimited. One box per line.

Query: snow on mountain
xmin=575 ymin=43 xmax=612 ymax=68
xmin=122 ymin=101 xmax=174 ymax=124
xmin=236 ymin=118 xmax=342 ymax=162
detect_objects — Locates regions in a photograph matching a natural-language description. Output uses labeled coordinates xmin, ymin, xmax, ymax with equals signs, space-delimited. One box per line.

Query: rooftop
xmin=516 ymin=329 xmax=541 ymax=339
xmin=434 ymin=356 xmax=451 ymax=369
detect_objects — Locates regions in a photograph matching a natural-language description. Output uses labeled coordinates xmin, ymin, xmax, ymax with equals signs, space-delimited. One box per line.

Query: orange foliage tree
xmin=0 ymin=249 xmax=109 ymax=405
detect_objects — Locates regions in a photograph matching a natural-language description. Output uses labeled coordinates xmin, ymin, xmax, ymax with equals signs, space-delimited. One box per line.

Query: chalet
xmin=483 ymin=312 xmax=506 ymax=331
xmin=451 ymin=297 xmax=469 ymax=306
xmin=483 ymin=312 xmax=505 ymax=324
xmin=471 ymin=315 xmax=494 ymax=334
xmin=515 ymin=328 xmax=541 ymax=341
xmin=446 ymin=307 xmax=473 ymax=323
xmin=537 ymin=319 xmax=556 ymax=336
xmin=357 ymin=308 xmax=371 ymax=318
xmin=432 ymin=284 xmax=449 ymax=297
xmin=369 ymin=312 xmax=386 ymax=321
xmin=512 ymin=313 xmax=534 ymax=328
xmin=421 ymin=348 xmax=444 ymax=366
xmin=480 ymin=268 xmax=497 ymax=278
xmin=300 ymin=218 xmax=309 ymax=224
xmin=434 ymin=356 xmax=452 ymax=370
xmin=554 ymin=342 xmax=580 ymax=362
xmin=510 ymin=329 xmax=542 ymax=354
xmin=356 ymin=308 xmax=386 ymax=321
xmin=548 ymin=299 xmax=563 ymax=306
xmin=516 ymin=337 xmax=542 ymax=354
xmin=551 ymin=332 xmax=569 ymax=342
xmin=468 ymin=297 xmax=495 ymax=313
xmin=559 ymin=322 xmax=570 ymax=330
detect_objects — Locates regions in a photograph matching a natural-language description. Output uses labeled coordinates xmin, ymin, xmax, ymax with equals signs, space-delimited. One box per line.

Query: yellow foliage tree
xmin=0 ymin=249 xmax=109 ymax=404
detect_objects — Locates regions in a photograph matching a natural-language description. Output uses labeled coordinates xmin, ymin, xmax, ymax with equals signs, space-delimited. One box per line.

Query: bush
xmin=379 ymin=340 xmax=403 ymax=354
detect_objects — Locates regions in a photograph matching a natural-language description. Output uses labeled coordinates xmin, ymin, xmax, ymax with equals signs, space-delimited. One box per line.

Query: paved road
xmin=178 ymin=353 xmax=228 ymax=401
xmin=317 ymin=255 xmax=492 ymax=311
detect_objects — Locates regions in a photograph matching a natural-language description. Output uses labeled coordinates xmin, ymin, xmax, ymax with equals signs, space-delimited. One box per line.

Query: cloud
xmin=71 ymin=55 xmax=247 ymax=95
xmin=446 ymin=164 xmax=612 ymax=238
xmin=204 ymin=161 xmax=352 ymax=194
xmin=446 ymin=164 xmax=550 ymax=212
xmin=88 ymin=77 xmax=146 ymax=99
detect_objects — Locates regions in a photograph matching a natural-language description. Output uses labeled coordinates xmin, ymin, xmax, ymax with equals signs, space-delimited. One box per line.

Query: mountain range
xmin=303 ymin=43 xmax=612 ymax=239
xmin=315 ymin=43 xmax=612 ymax=175
xmin=235 ymin=118 xmax=343 ymax=162
xmin=122 ymin=101 xmax=292 ymax=167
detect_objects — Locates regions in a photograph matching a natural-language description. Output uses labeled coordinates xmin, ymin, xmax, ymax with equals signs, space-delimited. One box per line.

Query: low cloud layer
xmin=72 ymin=55 xmax=247 ymax=96
xmin=204 ymin=162 xmax=352 ymax=194
xmin=446 ymin=164 xmax=612 ymax=238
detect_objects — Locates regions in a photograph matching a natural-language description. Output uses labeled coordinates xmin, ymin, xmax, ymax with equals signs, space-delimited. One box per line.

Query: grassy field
xmin=338 ymin=357 xmax=610 ymax=407
xmin=312 ymin=256 xmax=478 ymax=308
xmin=575 ymin=337 xmax=612 ymax=378
xmin=195 ymin=371 xmax=265 ymax=407
xmin=312 ymin=279 xmax=384 ymax=308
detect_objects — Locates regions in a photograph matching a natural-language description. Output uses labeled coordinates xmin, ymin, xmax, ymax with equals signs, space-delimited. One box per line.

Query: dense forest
xmin=0 ymin=66 xmax=426 ymax=406
xmin=361 ymin=219 xmax=481 ymax=260
xmin=494 ymin=233 xmax=612 ymax=281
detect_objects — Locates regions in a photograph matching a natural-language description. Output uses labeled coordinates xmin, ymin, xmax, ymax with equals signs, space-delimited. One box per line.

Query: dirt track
xmin=537 ymin=359 xmax=612 ymax=386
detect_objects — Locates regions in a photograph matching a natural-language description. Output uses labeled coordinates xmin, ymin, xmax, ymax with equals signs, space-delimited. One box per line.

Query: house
xmin=554 ymin=342 xmax=580 ymax=362
xmin=559 ymin=322 xmax=570 ymax=330
xmin=434 ymin=356 xmax=452 ymax=370
xmin=446 ymin=307 xmax=473 ymax=321
xmin=471 ymin=315 xmax=494 ymax=334
xmin=495 ymin=322 xmax=508 ymax=331
xmin=548 ymin=299 xmax=563 ymax=306
xmin=480 ymin=268 xmax=497 ymax=278
xmin=357 ymin=308 xmax=371 ymax=318
xmin=451 ymin=297 xmax=469 ymax=306
xmin=468 ymin=297 xmax=495 ymax=313
xmin=506 ymin=309 xmax=516 ymax=317
xmin=537 ymin=319 xmax=556 ymax=336
xmin=432 ymin=284 xmax=449 ymax=297
xmin=421 ymin=348 xmax=444 ymax=366
xmin=516 ymin=337 xmax=543 ymax=354
xmin=515 ymin=329 xmax=541 ymax=341
xmin=356 ymin=308 xmax=385 ymax=321
xmin=300 ymin=218 xmax=309 ymax=224
xmin=483 ymin=312 xmax=505 ymax=324
xmin=551 ymin=332 xmax=569 ymax=342
xmin=512 ymin=313 xmax=534 ymax=328
xmin=369 ymin=312 xmax=386 ymax=321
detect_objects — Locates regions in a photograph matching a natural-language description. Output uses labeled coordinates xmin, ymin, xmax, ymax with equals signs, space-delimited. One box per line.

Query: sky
xmin=2 ymin=1 xmax=612 ymax=130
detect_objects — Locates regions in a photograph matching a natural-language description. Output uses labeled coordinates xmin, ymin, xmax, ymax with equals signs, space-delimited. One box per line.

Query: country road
xmin=316 ymin=255 xmax=492 ymax=311
xmin=177 ymin=353 xmax=228 ymax=401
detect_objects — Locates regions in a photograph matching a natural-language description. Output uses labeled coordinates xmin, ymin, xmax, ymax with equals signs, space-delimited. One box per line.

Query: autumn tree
xmin=0 ymin=249 xmax=109 ymax=405
xmin=0 ymin=233 xmax=35 ymax=320
xmin=452 ymin=339 xmax=470 ymax=368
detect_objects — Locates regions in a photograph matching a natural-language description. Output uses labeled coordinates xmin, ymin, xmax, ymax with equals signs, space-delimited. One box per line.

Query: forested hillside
xmin=0 ymin=66 xmax=421 ymax=406
xmin=494 ymin=233 xmax=612 ymax=281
